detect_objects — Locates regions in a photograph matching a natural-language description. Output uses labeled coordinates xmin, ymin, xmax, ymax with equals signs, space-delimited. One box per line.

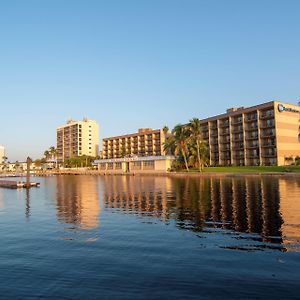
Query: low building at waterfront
xmin=56 ymin=118 xmax=99 ymax=163
xmin=94 ymin=155 xmax=174 ymax=174
xmin=102 ymin=128 xmax=166 ymax=159
xmin=199 ymin=101 xmax=300 ymax=166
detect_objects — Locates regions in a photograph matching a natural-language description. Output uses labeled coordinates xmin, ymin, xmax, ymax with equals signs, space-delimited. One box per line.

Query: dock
xmin=0 ymin=180 xmax=40 ymax=189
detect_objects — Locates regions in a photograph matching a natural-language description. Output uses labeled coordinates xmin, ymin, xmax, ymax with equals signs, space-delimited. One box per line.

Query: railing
xmin=260 ymin=112 xmax=274 ymax=119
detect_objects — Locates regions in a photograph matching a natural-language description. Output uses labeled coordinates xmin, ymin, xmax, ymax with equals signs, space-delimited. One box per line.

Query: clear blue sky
xmin=1 ymin=0 xmax=300 ymax=161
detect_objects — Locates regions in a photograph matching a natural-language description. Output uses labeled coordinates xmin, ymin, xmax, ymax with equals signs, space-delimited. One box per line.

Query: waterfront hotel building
xmin=56 ymin=119 xmax=99 ymax=163
xmin=200 ymin=101 xmax=300 ymax=166
xmin=102 ymin=128 xmax=166 ymax=159
xmin=96 ymin=128 xmax=172 ymax=173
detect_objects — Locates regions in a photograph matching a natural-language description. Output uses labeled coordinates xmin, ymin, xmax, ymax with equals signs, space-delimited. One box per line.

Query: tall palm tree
xmin=163 ymin=125 xmax=169 ymax=135
xmin=49 ymin=146 xmax=57 ymax=161
xmin=188 ymin=118 xmax=205 ymax=171
xmin=163 ymin=133 xmax=176 ymax=155
xmin=44 ymin=150 xmax=50 ymax=161
xmin=172 ymin=124 xmax=190 ymax=172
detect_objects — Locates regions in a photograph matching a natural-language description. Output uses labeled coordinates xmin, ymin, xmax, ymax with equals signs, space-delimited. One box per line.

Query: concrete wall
xmin=274 ymin=101 xmax=300 ymax=165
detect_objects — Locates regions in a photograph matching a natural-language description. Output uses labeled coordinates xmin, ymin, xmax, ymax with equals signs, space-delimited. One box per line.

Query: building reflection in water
xmin=56 ymin=176 xmax=100 ymax=230
xmin=278 ymin=178 xmax=300 ymax=247
xmin=103 ymin=175 xmax=300 ymax=249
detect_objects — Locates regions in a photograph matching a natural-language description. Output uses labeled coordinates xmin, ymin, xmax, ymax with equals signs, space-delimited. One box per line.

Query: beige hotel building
xmin=97 ymin=128 xmax=172 ymax=173
xmin=57 ymin=118 xmax=99 ymax=163
xmin=102 ymin=128 xmax=166 ymax=159
xmin=200 ymin=101 xmax=300 ymax=166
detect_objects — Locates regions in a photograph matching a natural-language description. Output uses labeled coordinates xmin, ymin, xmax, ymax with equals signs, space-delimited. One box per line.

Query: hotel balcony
xmin=231 ymin=128 xmax=243 ymax=134
xmin=260 ymin=111 xmax=274 ymax=119
xmin=231 ymin=118 xmax=243 ymax=125
xmin=245 ymin=124 xmax=258 ymax=131
xmin=246 ymin=144 xmax=259 ymax=149
xmin=231 ymin=136 xmax=243 ymax=143
xmin=260 ymin=122 xmax=275 ymax=129
xmin=232 ymin=144 xmax=244 ymax=150
xmin=219 ymin=121 xmax=229 ymax=128
xmin=219 ymin=131 xmax=230 ymax=136
xmin=210 ymin=148 xmax=219 ymax=153
xmin=219 ymin=138 xmax=230 ymax=144
xmin=261 ymin=141 xmax=276 ymax=147
xmin=244 ymin=116 xmax=257 ymax=122
xmin=233 ymin=155 xmax=244 ymax=160
xmin=245 ymin=135 xmax=258 ymax=141
xmin=260 ymin=131 xmax=275 ymax=138
xmin=220 ymin=147 xmax=230 ymax=152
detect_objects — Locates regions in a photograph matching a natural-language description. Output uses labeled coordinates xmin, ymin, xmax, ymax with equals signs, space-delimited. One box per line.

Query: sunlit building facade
xmin=102 ymin=128 xmax=166 ymax=159
xmin=56 ymin=118 xmax=99 ymax=163
xmin=200 ymin=101 xmax=300 ymax=166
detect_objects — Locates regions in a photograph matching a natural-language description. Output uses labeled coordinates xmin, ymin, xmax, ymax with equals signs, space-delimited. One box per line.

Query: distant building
xmin=0 ymin=146 xmax=5 ymax=163
xmin=56 ymin=118 xmax=99 ymax=163
xmin=102 ymin=128 xmax=167 ymax=159
xmin=199 ymin=101 xmax=300 ymax=166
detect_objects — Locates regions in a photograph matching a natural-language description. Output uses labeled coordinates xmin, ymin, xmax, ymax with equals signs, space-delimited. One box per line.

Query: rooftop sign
xmin=278 ymin=104 xmax=300 ymax=113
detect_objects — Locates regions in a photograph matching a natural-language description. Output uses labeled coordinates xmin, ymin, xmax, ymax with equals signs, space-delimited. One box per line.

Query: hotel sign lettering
xmin=278 ymin=104 xmax=300 ymax=113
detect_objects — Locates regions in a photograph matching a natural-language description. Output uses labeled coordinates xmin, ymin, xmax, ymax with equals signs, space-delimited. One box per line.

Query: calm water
xmin=0 ymin=175 xmax=300 ymax=299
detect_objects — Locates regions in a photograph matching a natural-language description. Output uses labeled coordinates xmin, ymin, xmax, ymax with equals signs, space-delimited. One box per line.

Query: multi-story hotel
xmin=200 ymin=101 xmax=300 ymax=166
xmin=102 ymin=128 xmax=166 ymax=159
xmin=96 ymin=128 xmax=172 ymax=173
xmin=56 ymin=118 xmax=99 ymax=163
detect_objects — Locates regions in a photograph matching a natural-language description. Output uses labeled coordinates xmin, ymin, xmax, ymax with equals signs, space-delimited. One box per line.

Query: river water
xmin=0 ymin=175 xmax=299 ymax=299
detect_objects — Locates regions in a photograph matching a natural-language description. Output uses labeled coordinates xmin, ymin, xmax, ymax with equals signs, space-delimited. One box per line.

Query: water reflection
xmin=55 ymin=176 xmax=100 ymax=230
xmin=103 ymin=176 xmax=300 ymax=250
xmin=25 ymin=189 xmax=30 ymax=219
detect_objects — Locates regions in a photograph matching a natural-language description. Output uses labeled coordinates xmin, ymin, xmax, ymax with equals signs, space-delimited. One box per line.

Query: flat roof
xmin=94 ymin=155 xmax=175 ymax=163
xmin=200 ymin=100 xmax=299 ymax=123
xmin=103 ymin=128 xmax=162 ymax=141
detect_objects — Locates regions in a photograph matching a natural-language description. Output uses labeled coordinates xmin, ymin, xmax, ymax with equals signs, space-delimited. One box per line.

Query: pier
xmin=0 ymin=157 xmax=40 ymax=189
xmin=0 ymin=180 xmax=40 ymax=189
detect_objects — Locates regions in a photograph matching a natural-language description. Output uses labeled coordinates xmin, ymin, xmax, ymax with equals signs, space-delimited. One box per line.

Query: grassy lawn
xmin=177 ymin=166 xmax=300 ymax=173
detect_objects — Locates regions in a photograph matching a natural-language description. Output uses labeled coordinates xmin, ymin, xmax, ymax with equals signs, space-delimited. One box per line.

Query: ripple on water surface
xmin=0 ymin=175 xmax=299 ymax=299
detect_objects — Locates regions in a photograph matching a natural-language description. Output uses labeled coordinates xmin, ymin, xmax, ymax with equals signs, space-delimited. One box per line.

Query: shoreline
xmin=1 ymin=170 xmax=298 ymax=178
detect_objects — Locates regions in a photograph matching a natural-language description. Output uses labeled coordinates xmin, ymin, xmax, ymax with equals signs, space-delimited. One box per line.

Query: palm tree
xmin=163 ymin=132 xmax=176 ymax=155
xmin=188 ymin=118 xmax=205 ymax=171
xmin=163 ymin=125 xmax=169 ymax=135
xmin=44 ymin=150 xmax=50 ymax=161
xmin=1 ymin=156 xmax=8 ymax=172
xmin=49 ymin=146 xmax=57 ymax=161
xmin=172 ymin=124 xmax=190 ymax=172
